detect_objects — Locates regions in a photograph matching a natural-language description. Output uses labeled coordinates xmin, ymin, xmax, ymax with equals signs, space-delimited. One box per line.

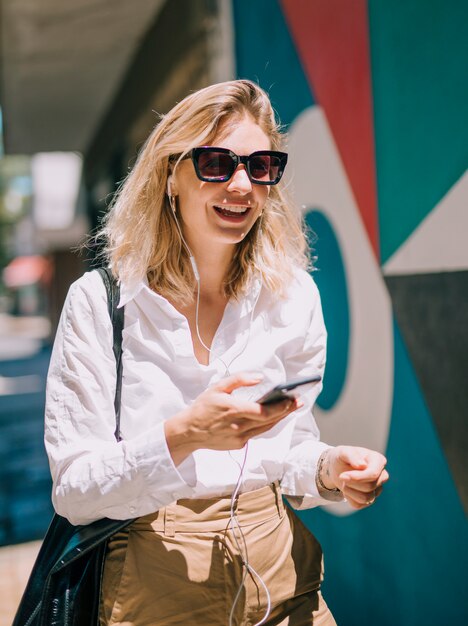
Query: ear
xmin=166 ymin=174 xmax=173 ymax=197
xmin=166 ymin=173 xmax=179 ymax=197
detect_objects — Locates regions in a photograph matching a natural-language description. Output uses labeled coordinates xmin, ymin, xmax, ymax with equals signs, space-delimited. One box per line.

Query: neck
xmin=188 ymin=240 xmax=235 ymax=295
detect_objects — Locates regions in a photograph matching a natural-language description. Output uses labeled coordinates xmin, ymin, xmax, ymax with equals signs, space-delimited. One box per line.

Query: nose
xmin=226 ymin=165 xmax=252 ymax=194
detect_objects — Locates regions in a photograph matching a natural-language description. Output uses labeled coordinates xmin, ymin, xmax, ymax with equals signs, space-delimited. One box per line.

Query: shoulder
xmin=49 ymin=270 xmax=116 ymax=386
xmin=260 ymin=267 xmax=323 ymax=331
xmin=285 ymin=267 xmax=321 ymax=308
xmin=68 ymin=268 xmax=107 ymax=294
xmin=60 ymin=269 xmax=109 ymax=330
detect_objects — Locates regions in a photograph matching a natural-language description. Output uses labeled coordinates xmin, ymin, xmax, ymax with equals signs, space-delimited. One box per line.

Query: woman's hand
xmin=320 ymin=446 xmax=389 ymax=509
xmin=165 ymin=373 xmax=301 ymax=466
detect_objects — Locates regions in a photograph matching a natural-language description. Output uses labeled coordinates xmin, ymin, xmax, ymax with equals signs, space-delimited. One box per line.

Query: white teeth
xmin=214 ymin=205 xmax=249 ymax=214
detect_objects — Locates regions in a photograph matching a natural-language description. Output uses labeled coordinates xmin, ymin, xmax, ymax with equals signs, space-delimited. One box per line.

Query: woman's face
xmin=172 ymin=115 xmax=271 ymax=254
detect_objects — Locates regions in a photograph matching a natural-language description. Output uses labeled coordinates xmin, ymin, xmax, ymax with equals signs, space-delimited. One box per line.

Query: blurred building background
xmin=0 ymin=0 xmax=467 ymax=624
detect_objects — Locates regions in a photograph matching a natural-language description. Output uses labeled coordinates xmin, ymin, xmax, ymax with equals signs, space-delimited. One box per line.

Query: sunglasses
xmin=186 ymin=146 xmax=288 ymax=185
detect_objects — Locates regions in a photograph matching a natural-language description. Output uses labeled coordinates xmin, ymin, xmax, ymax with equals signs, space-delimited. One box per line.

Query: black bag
xmin=13 ymin=268 xmax=134 ymax=626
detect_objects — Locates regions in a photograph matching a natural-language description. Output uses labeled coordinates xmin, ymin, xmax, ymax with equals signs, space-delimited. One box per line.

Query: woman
xmin=45 ymin=80 xmax=388 ymax=626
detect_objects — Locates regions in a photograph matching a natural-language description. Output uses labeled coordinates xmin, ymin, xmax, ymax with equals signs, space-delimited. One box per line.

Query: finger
xmin=234 ymin=397 xmax=297 ymax=423
xmin=342 ymin=486 xmax=377 ymax=504
xmin=234 ymin=409 xmax=288 ymax=434
xmin=340 ymin=480 xmax=378 ymax=493
xmin=347 ymin=498 xmax=375 ymax=510
xmin=340 ymin=453 xmax=387 ymax=483
xmin=363 ymin=452 xmax=387 ymax=475
xmin=339 ymin=472 xmax=389 ymax=493
xmin=213 ymin=372 xmax=263 ymax=394
xmin=345 ymin=483 xmax=385 ymax=506
xmin=345 ymin=490 xmax=382 ymax=509
xmin=342 ymin=486 xmax=373 ymax=506
xmin=242 ymin=419 xmax=282 ymax=439
xmin=341 ymin=466 xmax=385 ymax=483
xmin=374 ymin=485 xmax=384 ymax=498
xmin=336 ymin=447 xmax=368 ymax=471
xmin=261 ymin=397 xmax=299 ymax=419
xmin=232 ymin=400 xmax=265 ymax=419
xmin=242 ymin=402 xmax=296 ymax=432
xmin=377 ymin=469 xmax=390 ymax=486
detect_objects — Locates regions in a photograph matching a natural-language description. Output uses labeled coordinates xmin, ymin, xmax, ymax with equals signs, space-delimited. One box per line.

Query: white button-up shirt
xmin=45 ymin=268 xmax=332 ymax=525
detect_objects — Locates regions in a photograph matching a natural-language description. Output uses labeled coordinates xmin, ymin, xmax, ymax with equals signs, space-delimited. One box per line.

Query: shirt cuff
xmin=127 ymin=421 xmax=195 ymax=502
xmin=177 ymin=453 xmax=197 ymax=487
xmin=281 ymin=440 xmax=340 ymax=509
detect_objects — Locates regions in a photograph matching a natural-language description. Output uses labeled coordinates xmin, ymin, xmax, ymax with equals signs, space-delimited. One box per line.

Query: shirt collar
xmin=118 ymin=275 xmax=148 ymax=308
xmin=243 ymin=275 xmax=262 ymax=311
xmin=118 ymin=273 xmax=263 ymax=311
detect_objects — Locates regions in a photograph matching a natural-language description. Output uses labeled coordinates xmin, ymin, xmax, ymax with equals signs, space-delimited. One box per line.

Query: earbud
xmin=166 ymin=175 xmax=177 ymax=214
xmin=166 ymin=175 xmax=173 ymax=198
xmin=167 ymin=185 xmax=199 ymax=283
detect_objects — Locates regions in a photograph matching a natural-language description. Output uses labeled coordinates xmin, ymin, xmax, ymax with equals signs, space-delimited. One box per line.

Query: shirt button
xmin=130 ymin=506 xmax=136 ymax=514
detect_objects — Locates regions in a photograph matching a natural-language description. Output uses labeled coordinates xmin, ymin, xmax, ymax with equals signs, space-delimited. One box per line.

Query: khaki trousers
xmin=100 ymin=483 xmax=337 ymax=626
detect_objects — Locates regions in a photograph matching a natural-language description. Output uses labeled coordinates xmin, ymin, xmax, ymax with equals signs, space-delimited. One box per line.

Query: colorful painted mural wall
xmin=232 ymin=1 xmax=468 ymax=624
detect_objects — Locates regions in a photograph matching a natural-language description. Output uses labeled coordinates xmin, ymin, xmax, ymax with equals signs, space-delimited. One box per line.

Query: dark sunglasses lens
xmin=197 ymin=151 xmax=233 ymax=180
xmin=249 ymin=155 xmax=281 ymax=182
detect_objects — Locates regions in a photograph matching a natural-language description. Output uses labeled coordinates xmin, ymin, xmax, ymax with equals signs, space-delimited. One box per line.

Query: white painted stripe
xmin=288 ymin=107 xmax=394 ymax=516
xmin=383 ymin=170 xmax=468 ymax=275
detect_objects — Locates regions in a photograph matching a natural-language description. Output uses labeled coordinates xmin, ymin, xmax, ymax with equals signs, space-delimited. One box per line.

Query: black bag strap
xmin=96 ymin=267 xmax=124 ymax=442
xmin=13 ymin=268 xmax=131 ymax=626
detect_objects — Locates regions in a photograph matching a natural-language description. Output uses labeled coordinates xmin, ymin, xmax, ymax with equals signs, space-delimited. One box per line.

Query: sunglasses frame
xmin=188 ymin=146 xmax=288 ymax=186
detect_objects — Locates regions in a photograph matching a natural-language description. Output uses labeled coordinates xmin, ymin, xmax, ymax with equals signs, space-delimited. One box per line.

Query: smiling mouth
xmin=213 ymin=205 xmax=251 ymax=218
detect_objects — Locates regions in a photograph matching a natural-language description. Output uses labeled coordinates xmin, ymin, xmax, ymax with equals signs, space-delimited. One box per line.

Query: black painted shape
xmin=385 ymin=271 xmax=468 ymax=514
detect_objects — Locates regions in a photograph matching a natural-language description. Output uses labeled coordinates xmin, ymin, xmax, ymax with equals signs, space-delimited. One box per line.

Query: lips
xmin=213 ymin=204 xmax=251 ymax=218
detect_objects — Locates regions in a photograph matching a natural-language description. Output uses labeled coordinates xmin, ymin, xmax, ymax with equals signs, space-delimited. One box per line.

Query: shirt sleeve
xmin=44 ymin=271 xmax=193 ymax=526
xmin=279 ymin=272 xmax=339 ymax=509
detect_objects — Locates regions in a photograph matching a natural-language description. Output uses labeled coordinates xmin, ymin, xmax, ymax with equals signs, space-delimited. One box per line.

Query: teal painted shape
xmin=232 ymin=0 xmax=314 ymax=126
xmin=305 ymin=209 xmax=349 ymax=410
xmin=297 ymin=321 xmax=468 ymax=625
xmin=368 ymin=0 xmax=468 ymax=263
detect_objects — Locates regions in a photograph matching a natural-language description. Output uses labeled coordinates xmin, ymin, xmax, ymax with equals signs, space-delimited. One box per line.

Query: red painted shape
xmin=281 ymin=0 xmax=379 ymax=257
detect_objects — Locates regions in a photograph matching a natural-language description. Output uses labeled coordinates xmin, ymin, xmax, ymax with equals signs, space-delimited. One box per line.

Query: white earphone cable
xmin=228 ymin=443 xmax=272 ymax=626
xmin=169 ymin=192 xmax=271 ymax=625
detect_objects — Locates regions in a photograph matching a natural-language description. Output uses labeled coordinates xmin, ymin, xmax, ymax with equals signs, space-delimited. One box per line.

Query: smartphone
xmin=256 ymin=375 xmax=322 ymax=405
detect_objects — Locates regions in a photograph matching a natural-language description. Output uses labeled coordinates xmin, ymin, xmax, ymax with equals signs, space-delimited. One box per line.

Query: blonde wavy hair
xmin=100 ymin=79 xmax=309 ymax=303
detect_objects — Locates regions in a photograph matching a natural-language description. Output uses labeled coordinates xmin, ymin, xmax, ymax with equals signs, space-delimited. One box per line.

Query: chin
xmin=215 ymin=227 xmax=254 ymax=245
